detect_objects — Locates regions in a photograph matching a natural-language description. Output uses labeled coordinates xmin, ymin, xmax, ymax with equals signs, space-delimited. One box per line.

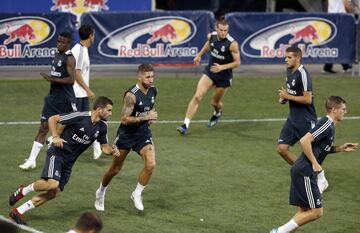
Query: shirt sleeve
xmin=96 ymin=122 xmax=109 ymax=145
xmin=71 ymin=44 xmax=84 ymax=71
xmin=59 ymin=111 xmax=90 ymax=125
xmin=310 ymin=117 xmax=332 ymax=142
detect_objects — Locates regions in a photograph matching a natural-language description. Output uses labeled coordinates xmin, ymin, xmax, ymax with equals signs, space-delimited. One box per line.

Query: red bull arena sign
xmin=241 ymin=17 xmax=337 ymax=59
xmin=98 ymin=16 xmax=198 ymax=58
xmin=0 ymin=16 xmax=56 ymax=59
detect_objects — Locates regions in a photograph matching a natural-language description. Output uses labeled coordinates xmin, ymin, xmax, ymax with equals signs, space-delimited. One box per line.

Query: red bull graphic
xmin=4 ymin=24 xmax=35 ymax=45
xmin=0 ymin=17 xmax=56 ymax=59
xmin=241 ymin=17 xmax=337 ymax=59
xmin=98 ymin=16 xmax=197 ymax=58
xmin=51 ymin=0 xmax=109 ymax=23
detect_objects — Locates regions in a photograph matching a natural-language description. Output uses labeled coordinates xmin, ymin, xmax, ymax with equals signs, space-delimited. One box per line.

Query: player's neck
xmin=80 ymin=40 xmax=90 ymax=48
xmin=137 ymin=83 xmax=149 ymax=94
xmin=291 ymin=64 xmax=301 ymax=73
xmin=90 ymin=110 xmax=101 ymax=124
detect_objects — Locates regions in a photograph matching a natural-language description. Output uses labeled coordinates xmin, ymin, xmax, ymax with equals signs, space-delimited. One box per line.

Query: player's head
xmin=79 ymin=24 xmax=95 ymax=45
xmin=93 ymin=96 xmax=113 ymax=121
xmin=137 ymin=64 xmax=155 ymax=89
xmin=74 ymin=212 xmax=102 ymax=233
xmin=285 ymin=47 xmax=302 ymax=69
xmin=57 ymin=32 xmax=72 ymax=52
xmin=215 ymin=16 xmax=229 ymax=40
xmin=325 ymin=96 xmax=347 ymax=122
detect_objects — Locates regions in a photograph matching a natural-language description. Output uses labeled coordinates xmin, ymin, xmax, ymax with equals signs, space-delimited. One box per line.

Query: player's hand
xmin=312 ymin=163 xmax=322 ymax=174
xmin=40 ymin=72 xmax=51 ymax=81
xmin=193 ymin=55 xmax=201 ymax=66
xmin=279 ymin=98 xmax=287 ymax=104
xmin=341 ymin=143 xmax=358 ymax=152
xmin=53 ymin=136 xmax=67 ymax=148
xmin=210 ymin=63 xmax=223 ymax=73
xmin=146 ymin=109 xmax=158 ymax=121
xmin=278 ymin=87 xmax=288 ymax=100
xmin=87 ymin=89 xmax=96 ymax=100
xmin=111 ymin=145 xmax=120 ymax=157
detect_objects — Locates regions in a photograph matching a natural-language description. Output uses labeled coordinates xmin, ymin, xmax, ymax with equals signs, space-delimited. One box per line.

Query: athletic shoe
xmin=9 ymin=185 xmax=24 ymax=206
xmin=9 ymin=208 xmax=27 ymax=225
xmin=93 ymin=141 xmax=102 ymax=160
xmin=321 ymin=69 xmax=337 ymax=74
xmin=19 ymin=159 xmax=36 ymax=170
xmin=176 ymin=124 xmax=187 ymax=135
xmin=270 ymin=228 xmax=278 ymax=233
xmin=318 ymin=179 xmax=329 ymax=194
xmin=94 ymin=189 xmax=105 ymax=211
xmin=131 ymin=191 xmax=144 ymax=211
xmin=46 ymin=136 xmax=53 ymax=148
xmin=208 ymin=111 xmax=222 ymax=128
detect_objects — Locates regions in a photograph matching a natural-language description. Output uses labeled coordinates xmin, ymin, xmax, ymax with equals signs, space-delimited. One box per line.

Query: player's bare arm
xmin=300 ymin=132 xmax=322 ymax=173
xmin=330 ymin=143 xmax=358 ymax=153
xmin=100 ymin=144 xmax=120 ymax=157
xmin=40 ymin=56 xmax=76 ymax=85
xmin=75 ymin=69 xmax=96 ymax=100
xmin=48 ymin=114 xmax=67 ymax=148
xmin=210 ymin=41 xmax=240 ymax=73
xmin=278 ymin=87 xmax=312 ymax=105
xmin=121 ymin=92 xmax=158 ymax=125
xmin=194 ymin=33 xmax=211 ymax=66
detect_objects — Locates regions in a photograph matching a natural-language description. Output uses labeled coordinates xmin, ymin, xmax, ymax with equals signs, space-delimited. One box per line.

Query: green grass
xmin=0 ymin=76 xmax=360 ymax=233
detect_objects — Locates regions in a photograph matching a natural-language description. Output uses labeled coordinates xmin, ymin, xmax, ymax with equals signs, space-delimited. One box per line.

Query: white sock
xmin=28 ymin=141 xmax=43 ymax=162
xmin=213 ymin=111 xmax=222 ymax=116
xmin=98 ymin=183 xmax=107 ymax=194
xmin=184 ymin=118 xmax=190 ymax=128
xmin=318 ymin=170 xmax=326 ymax=181
xmin=278 ymin=219 xmax=299 ymax=233
xmin=22 ymin=183 xmax=34 ymax=196
xmin=93 ymin=140 xmax=101 ymax=149
xmin=134 ymin=182 xmax=145 ymax=196
xmin=17 ymin=200 xmax=35 ymax=215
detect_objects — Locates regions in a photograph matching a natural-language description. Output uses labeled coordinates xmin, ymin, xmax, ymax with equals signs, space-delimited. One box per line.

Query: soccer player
xmin=270 ymin=96 xmax=358 ymax=233
xmin=19 ymin=32 xmax=77 ymax=170
xmin=277 ymin=46 xmax=329 ymax=193
xmin=176 ymin=16 xmax=240 ymax=135
xmin=9 ymin=97 xmax=120 ymax=225
xmin=66 ymin=212 xmax=102 ymax=233
xmin=94 ymin=64 xmax=158 ymax=211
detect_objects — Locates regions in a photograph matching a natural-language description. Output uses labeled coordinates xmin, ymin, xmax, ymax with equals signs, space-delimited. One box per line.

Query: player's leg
xmin=19 ymin=121 xmax=49 ymax=170
xmin=208 ymin=87 xmax=228 ymax=127
xmin=95 ymin=149 xmax=130 ymax=211
xmin=277 ymin=120 xmax=298 ymax=165
xmin=277 ymin=143 xmax=297 ymax=165
xmin=131 ymin=143 xmax=156 ymax=211
xmin=177 ymin=74 xmax=213 ymax=134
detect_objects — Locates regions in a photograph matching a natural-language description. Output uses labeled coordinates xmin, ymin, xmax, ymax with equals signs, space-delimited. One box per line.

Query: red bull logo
xmin=98 ymin=16 xmax=198 ymax=58
xmin=51 ymin=0 xmax=109 ymax=22
xmin=241 ymin=17 xmax=337 ymax=59
xmin=0 ymin=17 xmax=56 ymax=59
xmin=4 ymin=24 xmax=35 ymax=45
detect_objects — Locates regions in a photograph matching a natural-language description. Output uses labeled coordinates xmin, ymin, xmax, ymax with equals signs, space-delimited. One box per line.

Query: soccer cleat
xmin=19 ymin=159 xmax=36 ymax=170
xmin=318 ymin=179 xmax=329 ymax=194
xmin=46 ymin=136 xmax=53 ymax=148
xmin=270 ymin=228 xmax=278 ymax=233
xmin=9 ymin=208 xmax=27 ymax=225
xmin=93 ymin=141 xmax=102 ymax=160
xmin=131 ymin=191 xmax=144 ymax=211
xmin=94 ymin=189 xmax=105 ymax=211
xmin=208 ymin=111 xmax=222 ymax=128
xmin=176 ymin=124 xmax=187 ymax=135
xmin=9 ymin=185 xmax=24 ymax=206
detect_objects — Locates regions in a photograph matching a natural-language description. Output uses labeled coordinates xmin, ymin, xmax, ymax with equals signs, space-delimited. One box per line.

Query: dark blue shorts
xmin=41 ymin=147 xmax=73 ymax=191
xmin=204 ymin=65 xmax=233 ymax=88
xmin=75 ymin=97 xmax=89 ymax=111
xmin=41 ymin=96 xmax=77 ymax=122
xmin=290 ymin=164 xmax=322 ymax=208
xmin=115 ymin=133 xmax=154 ymax=155
xmin=278 ymin=119 xmax=316 ymax=146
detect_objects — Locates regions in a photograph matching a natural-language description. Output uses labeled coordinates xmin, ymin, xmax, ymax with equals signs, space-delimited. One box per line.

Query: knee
xmin=47 ymin=179 xmax=60 ymax=190
xmin=145 ymin=160 xmax=156 ymax=173
xmin=47 ymin=188 xmax=59 ymax=199
xmin=192 ymin=94 xmax=203 ymax=104
xmin=312 ymin=208 xmax=323 ymax=220
xmin=109 ymin=164 xmax=123 ymax=176
xmin=277 ymin=145 xmax=288 ymax=156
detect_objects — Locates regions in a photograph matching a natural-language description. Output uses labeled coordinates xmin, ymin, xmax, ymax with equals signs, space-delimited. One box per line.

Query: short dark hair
xmin=216 ymin=16 xmax=228 ymax=27
xmin=79 ymin=24 xmax=94 ymax=40
xmin=59 ymin=31 xmax=72 ymax=43
xmin=286 ymin=47 xmax=302 ymax=57
xmin=325 ymin=96 xmax=346 ymax=113
xmin=93 ymin=96 xmax=113 ymax=110
xmin=75 ymin=212 xmax=102 ymax=233
xmin=138 ymin=64 xmax=154 ymax=73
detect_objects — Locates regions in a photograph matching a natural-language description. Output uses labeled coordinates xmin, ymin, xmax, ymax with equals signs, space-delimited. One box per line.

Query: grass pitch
xmin=0 ymin=76 xmax=359 ymax=233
